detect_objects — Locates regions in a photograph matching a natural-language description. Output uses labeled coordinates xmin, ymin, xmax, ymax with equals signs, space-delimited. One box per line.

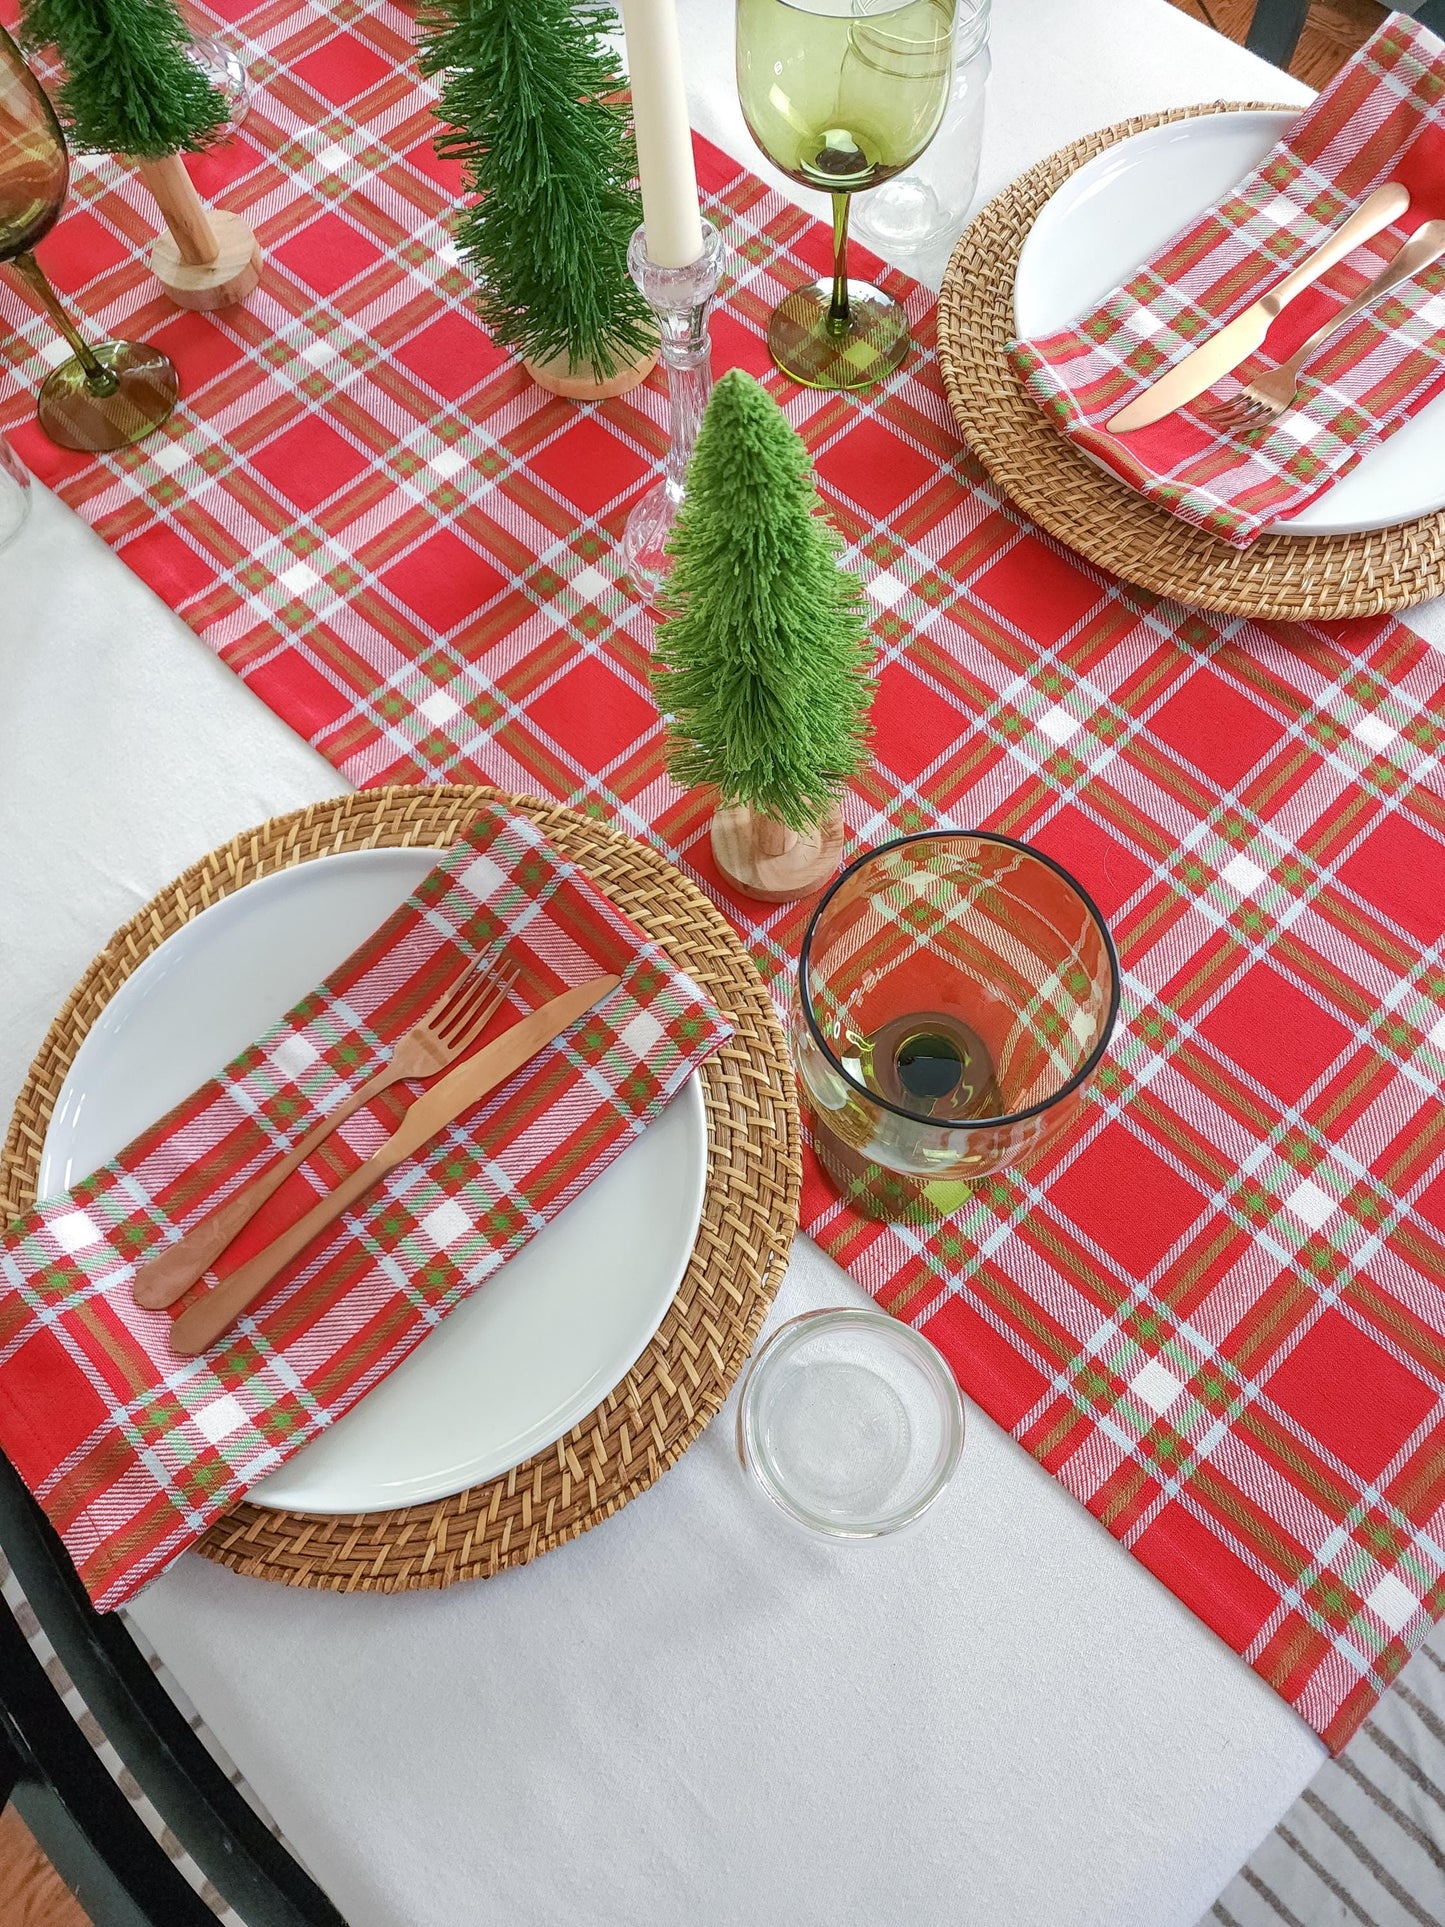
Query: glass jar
xmin=853 ymin=0 xmax=990 ymax=254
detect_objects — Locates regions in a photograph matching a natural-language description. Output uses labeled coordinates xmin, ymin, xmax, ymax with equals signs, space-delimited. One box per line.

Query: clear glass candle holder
xmin=738 ymin=1307 xmax=964 ymax=1536
xmin=622 ymin=219 xmax=726 ymax=601
xmin=793 ymin=831 xmax=1119 ymax=1222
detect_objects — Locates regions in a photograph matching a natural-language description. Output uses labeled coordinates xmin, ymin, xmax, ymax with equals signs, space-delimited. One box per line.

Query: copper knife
xmin=167 ymin=972 xmax=621 ymax=1357
xmin=1106 ymin=181 xmax=1410 ymax=434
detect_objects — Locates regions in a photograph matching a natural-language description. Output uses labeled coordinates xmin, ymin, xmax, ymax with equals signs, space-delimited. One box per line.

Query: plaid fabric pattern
xmin=0 ymin=805 xmax=731 ymax=1610
xmin=4 ymin=0 xmax=1445 ymax=1749
xmin=1008 ymin=14 xmax=1445 ymax=548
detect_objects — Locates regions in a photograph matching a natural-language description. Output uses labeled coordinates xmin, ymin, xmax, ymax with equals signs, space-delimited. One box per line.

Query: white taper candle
xmin=618 ymin=0 xmax=704 ymax=269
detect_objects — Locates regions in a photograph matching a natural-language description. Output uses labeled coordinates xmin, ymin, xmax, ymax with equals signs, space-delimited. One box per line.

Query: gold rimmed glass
xmin=0 ymin=24 xmax=177 ymax=452
xmin=793 ymin=832 xmax=1120 ymax=1222
xmin=736 ymin=0 xmax=955 ymax=389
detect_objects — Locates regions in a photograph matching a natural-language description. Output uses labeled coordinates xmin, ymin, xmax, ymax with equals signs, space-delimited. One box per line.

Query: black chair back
xmin=0 ymin=1455 xmax=348 ymax=1927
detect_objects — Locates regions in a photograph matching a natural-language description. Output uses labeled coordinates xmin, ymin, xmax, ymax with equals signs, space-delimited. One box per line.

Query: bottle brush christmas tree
xmin=419 ymin=0 xmax=657 ymax=401
xmin=22 ymin=0 xmax=262 ymax=310
xmin=652 ymin=369 xmax=874 ymax=903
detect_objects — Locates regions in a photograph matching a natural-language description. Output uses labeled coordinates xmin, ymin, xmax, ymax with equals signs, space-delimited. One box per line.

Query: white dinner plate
xmin=1012 ymin=110 xmax=1445 ymax=538
xmin=39 ymin=848 xmax=708 ymax=1514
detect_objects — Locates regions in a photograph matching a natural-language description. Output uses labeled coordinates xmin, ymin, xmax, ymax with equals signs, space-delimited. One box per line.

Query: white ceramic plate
xmin=39 ymin=848 xmax=708 ymax=1514
xmin=1012 ymin=110 xmax=1445 ymax=538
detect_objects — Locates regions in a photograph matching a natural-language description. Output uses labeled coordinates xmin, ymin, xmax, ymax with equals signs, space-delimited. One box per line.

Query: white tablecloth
xmin=1 ymin=2 xmax=1389 ymax=1920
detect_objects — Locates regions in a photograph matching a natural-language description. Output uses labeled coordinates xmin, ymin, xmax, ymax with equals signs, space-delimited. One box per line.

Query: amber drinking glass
xmin=0 ymin=24 xmax=177 ymax=452
xmin=794 ymin=832 xmax=1119 ymax=1221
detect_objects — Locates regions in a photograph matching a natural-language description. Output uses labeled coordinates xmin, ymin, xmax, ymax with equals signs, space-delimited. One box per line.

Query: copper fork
xmin=1202 ymin=220 xmax=1445 ymax=435
xmin=131 ymin=950 xmax=519 ymax=1310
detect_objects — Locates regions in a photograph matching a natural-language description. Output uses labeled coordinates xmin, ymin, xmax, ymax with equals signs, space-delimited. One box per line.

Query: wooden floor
xmin=1166 ymin=0 xmax=1388 ymax=84
xmin=0 ymin=1811 xmax=89 ymax=1927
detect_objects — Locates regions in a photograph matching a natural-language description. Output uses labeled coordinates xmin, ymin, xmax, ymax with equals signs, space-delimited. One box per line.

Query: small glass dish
xmin=737 ymin=1307 xmax=964 ymax=1537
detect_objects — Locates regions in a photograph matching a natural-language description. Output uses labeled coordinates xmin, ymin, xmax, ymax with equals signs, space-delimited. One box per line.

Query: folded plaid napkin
xmin=0 ymin=805 xmax=731 ymax=1609
xmin=1008 ymin=13 xmax=1445 ymax=547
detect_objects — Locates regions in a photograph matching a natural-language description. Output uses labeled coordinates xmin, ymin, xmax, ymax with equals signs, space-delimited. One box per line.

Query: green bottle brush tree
xmin=652 ymin=369 xmax=875 ymax=903
xmin=419 ymin=0 xmax=657 ymax=400
xmin=22 ymin=0 xmax=261 ymax=310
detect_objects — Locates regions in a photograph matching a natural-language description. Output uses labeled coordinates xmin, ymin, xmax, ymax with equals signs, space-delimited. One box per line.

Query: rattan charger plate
xmin=936 ymin=103 xmax=1445 ymax=621
xmin=1 ymin=787 xmax=800 ymax=1594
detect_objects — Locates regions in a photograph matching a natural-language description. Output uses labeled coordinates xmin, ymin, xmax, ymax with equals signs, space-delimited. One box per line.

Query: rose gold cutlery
xmin=132 ymin=950 xmax=520 ymax=1311
xmin=167 ymin=972 xmax=622 ymax=1357
xmin=1106 ymin=181 xmax=1411 ymax=434
xmin=1200 ymin=218 xmax=1445 ymax=433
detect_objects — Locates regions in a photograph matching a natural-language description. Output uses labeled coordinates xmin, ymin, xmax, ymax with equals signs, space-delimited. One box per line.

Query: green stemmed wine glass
xmin=793 ymin=832 xmax=1119 ymax=1223
xmin=0 ymin=24 xmax=177 ymax=452
xmin=737 ymin=0 xmax=955 ymax=389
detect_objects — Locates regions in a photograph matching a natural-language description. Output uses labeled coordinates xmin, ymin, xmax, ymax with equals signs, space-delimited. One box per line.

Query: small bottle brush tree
xmin=22 ymin=0 xmax=261 ymax=310
xmin=418 ymin=0 xmax=657 ymax=401
xmin=652 ymin=370 xmax=874 ymax=903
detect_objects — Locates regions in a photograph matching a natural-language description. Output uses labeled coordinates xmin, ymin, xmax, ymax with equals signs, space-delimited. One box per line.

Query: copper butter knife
xmin=1106 ymin=181 xmax=1410 ymax=434
xmin=167 ymin=972 xmax=621 ymax=1357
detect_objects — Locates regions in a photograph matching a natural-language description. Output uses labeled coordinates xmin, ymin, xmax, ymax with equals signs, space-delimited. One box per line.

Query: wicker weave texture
xmin=1 ymin=788 xmax=800 ymax=1594
xmin=936 ymin=104 xmax=1445 ymax=620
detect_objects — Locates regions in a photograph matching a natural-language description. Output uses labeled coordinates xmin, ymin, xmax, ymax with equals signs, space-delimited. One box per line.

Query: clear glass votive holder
xmin=737 ymin=1307 xmax=964 ymax=1537
xmin=853 ymin=0 xmax=991 ymax=254
xmin=187 ymin=30 xmax=251 ymax=127
xmin=793 ymin=831 xmax=1119 ymax=1223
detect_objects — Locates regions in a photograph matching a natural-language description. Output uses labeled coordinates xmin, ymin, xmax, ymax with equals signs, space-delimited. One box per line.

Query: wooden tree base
xmin=523 ymin=341 xmax=658 ymax=400
xmin=149 ymin=209 xmax=262 ymax=311
xmin=711 ymin=804 xmax=846 ymax=904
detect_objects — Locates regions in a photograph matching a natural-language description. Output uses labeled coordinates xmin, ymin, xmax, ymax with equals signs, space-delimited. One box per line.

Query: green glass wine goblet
xmin=736 ymin=0 xmax=955 ymax=390
xmin=0 ymin=24 xmax=177 ymax=452
xmin=793 ymin=832 xmax=1119 ymax=1223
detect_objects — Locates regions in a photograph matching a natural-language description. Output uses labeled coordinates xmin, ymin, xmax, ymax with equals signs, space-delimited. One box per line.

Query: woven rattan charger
xmin=1 ymin=787 xmax=800 ymax=1595
xmin=936 ymin=103 xmax=1445 ymax=621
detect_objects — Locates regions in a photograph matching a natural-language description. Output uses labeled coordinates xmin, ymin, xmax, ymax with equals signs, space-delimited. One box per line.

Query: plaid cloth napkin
xmin=0 ymin=805 xmax=730 ymax=1609
xmin=1008 ymin=13 xmax=1445 ymax=547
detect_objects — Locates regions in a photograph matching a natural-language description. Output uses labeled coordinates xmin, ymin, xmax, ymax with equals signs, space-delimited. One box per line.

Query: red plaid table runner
xmin=4 ymin=0 xmax=1445 ymax=1749
xmin=0 ymin=804 xmax=730 ymax=1609
xmin=1010 ymin=13 xmax=1445 ymax=548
